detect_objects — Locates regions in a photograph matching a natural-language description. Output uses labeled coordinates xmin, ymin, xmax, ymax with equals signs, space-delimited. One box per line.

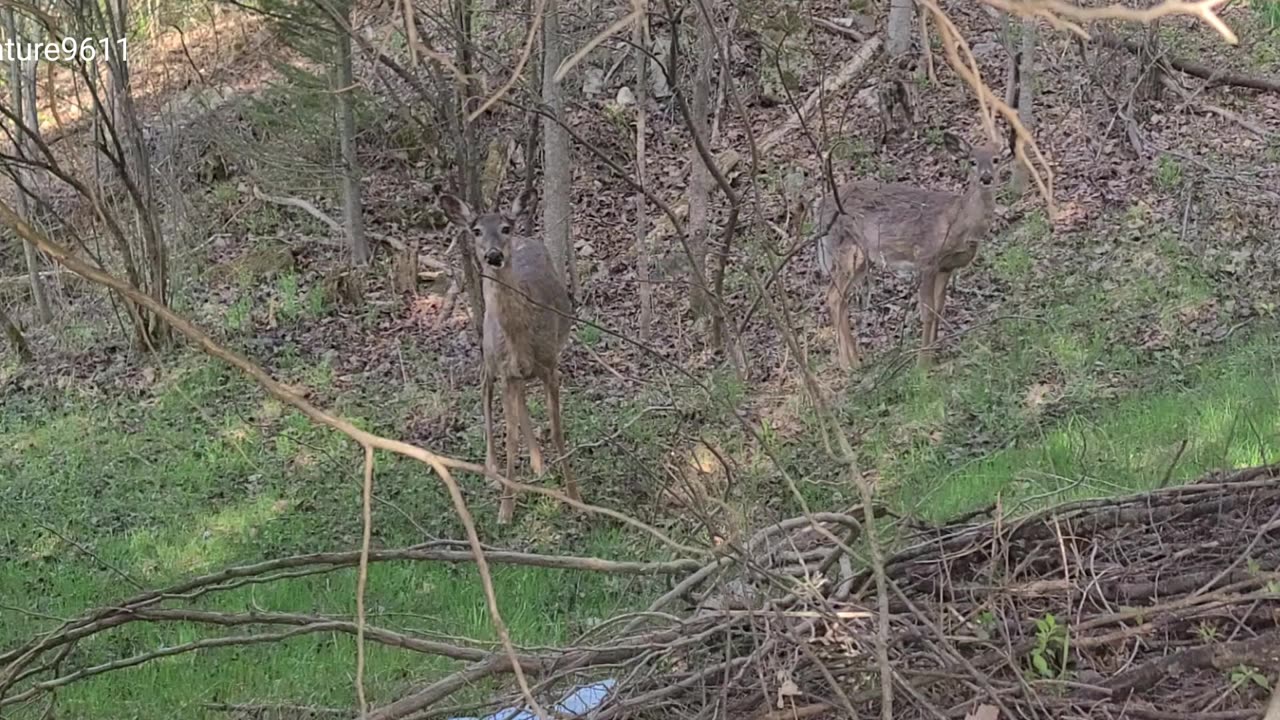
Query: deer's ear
xmin=510 ymin=187 xmax=536 ymax=218
xmin=942 ymin=131 xmax=970 ymax=157
xmin=439 ymin=194 xmax=473 ymax=226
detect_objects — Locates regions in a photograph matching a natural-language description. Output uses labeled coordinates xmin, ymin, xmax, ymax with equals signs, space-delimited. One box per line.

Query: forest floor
xmin=2 ymin=1 xmax=1280 ymax=717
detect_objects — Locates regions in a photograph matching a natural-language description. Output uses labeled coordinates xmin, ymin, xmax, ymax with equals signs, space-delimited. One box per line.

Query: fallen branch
xmin=1096 ymin=31 xmax=1280 ymax=93
xmin=1105 ymin=629 xmax=1280 ymax=698
xmin=250 ymin=186 xmax=449 ymax=271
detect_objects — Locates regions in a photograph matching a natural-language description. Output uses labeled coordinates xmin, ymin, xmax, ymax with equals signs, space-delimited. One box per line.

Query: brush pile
xmin=563 ymin=464 xmax=1280 ymax=720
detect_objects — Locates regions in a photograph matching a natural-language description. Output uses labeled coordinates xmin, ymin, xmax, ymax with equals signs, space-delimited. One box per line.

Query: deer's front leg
xmin=481 ymin=369 xmax=497 ymax=473
xmin=498 ymin=380 xmax=523 ymax=524
xmin=545 ymin=369 xmax=579 ymax=503
xmin=930 ymin=270 xmax=953 ymax=356
xmin=917 ymin=270 xmax=939 ymax=367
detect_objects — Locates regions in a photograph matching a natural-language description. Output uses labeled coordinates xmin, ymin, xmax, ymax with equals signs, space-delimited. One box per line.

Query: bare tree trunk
xmin=1001 ymin=13 xmax=1016 ymax=107
xmin=541 ymin=0 xmax=575 ymax=294
xmin=1 ymin=304 xmax=32 ymax=362
xmin=452 ymin=0 xmax=485 ymax=341
xmin=1011 ymin=18 xmax=1037 ymax=195
xmin=887 ymin=0 xmax=915 ymax=57
xmin=520 ymin=0 xmax=540 ymax=237
xmin=686 ymin=5 xmax=714 ymax=322
xmin=333 ymin=6 xmax=370 ymax=265
xmin=104 ymin=0 xmax=171 ymax=346
xmin=4 ymin=8 xmax=51 ymax=323
xmin=634 ymin=13 xmax=652 ymax=340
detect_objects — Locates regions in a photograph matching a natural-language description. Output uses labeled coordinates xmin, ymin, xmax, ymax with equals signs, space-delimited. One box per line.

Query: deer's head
xmin=439 ymin=190 xmax=534 ymax=270
xmin=943 ymin=132 xmax=1007 ymax=191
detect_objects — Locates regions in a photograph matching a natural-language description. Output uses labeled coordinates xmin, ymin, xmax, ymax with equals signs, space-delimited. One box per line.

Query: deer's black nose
xmin=485 ymin=249 xmax=504 ymax=267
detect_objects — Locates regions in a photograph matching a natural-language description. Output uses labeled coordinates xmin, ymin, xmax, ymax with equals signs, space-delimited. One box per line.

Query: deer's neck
xmin=960 ymin=179 xmax=996 ymax=238
xmin=483 ymin=266 xmax=536 ymax=345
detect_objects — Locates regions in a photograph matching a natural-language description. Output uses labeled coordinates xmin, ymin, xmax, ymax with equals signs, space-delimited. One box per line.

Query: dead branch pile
xmin=4 ymin=465 xmax=1279 ymax=720
xmin=569 ymin=463 xmax=1280 ymax=720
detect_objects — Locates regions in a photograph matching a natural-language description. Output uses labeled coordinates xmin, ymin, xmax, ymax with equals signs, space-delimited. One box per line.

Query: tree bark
xmin=4 ymin=7 xmax=51 ymax=323
xmin=1011 ymin=18 xmax=1036 ymax=195
xmin=686 ymin=3 xmax=714 ymax=321
xmin=104 ymin=0 xmax=171 ymax=346
xmin=541 ymin=0 xmax=575 ymax=294
xmin=887 ymin=0 xmax=915 ymax=58
xmin=333 ymin=5 xmax=370 ymax=265
xmin=634 ymin=13 xmax=652 ymax=340
xmin=451 ymin=0 xmax=485 ymax=342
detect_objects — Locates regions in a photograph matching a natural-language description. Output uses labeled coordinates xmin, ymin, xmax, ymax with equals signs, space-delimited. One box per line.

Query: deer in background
xmin=440 ymin=191 xmax=577 ymax=524
xmin=815 ymin=131 xmax=1007 ymax=368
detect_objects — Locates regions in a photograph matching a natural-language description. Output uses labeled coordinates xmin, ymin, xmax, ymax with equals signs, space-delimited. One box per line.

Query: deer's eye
xmin=470 ymin=223 xmax=481 ymax=234
xmin=500 ymin=224 xmax=512 ymax=234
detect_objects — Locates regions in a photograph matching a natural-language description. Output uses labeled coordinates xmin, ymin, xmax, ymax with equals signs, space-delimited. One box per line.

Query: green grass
xmin=0 ymin=358 xmax=658 ymax=718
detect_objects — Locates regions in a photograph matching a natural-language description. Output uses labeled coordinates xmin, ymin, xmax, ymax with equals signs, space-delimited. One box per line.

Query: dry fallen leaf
xmin=965 ymin=703 xmax=999 ymax=720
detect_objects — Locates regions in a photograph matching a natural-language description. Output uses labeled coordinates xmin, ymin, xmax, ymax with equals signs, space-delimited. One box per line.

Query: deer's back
xmin=817 ymin=180 xmax=966 ymax=276
xmin=483 ymin=237 xmax=573 ymax=382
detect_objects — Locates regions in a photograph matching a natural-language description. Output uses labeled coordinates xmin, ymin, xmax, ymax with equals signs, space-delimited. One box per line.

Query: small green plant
xmin=578 ymin=323 xmax=603 ymax=347
xmin=307 ymin=286 xmax=328 ymax=318
xmin=277 ymin=272 xmax=301 ymax=322
xmin=1154 ymin=154 xmax=1183 ymax=191
xmin=1028 ymin=613 xmax=1070 ymax=679
xmin=973 ymin=609 xmax=997 ymax=640
xmin=1229 ymin=664 xmax=1271 ymax=693
xmin=924 ymin=127 xmax=945 ymax=147
xmin=1196 ymin=621 xmax=1219 ymax=642
xmin=211 ymin=181 xmax=238 ymax=205
xmin=226 ymin=295 xmax=253 ymax=333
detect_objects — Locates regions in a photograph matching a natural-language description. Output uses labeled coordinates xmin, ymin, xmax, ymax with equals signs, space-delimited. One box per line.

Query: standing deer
xmin=440 ymin=191 xmax=577 ymax=524
xmin=815 ymin=131 xmax=1006 ymax=368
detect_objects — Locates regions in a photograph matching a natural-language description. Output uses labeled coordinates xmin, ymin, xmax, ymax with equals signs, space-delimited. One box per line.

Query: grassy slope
xmin=5 ymin=201 xmax=1280 ymax=715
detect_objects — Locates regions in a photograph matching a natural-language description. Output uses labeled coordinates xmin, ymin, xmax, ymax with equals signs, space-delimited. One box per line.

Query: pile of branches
xmin=574 ymin=463 xmax=1280 ymax=720
xmin=4 ymin=465 xmax=1279 ymax=720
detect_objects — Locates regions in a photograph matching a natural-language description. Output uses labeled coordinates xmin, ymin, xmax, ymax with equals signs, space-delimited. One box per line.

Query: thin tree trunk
xmin=686 ymin=4 xmax=714 ymax=322
xmin=333 ymin=6 xmax=370 ymax=265
xmin=634 ymin=13 xmax=652 ymax=340
xmin=453 ymin=0 xmax=485 ymax=341
xmin=1 ymin=305 xmax=32 ymax=361
xmin=887 ymin=0 xmax=915 ymax=57
xmin=1011 ymin=18 xmax=1036 ymax=195
xmin=4 ymin=8 xmax=51 ymax=323
xmin=541 ymin=0 xmax=575 ymax=294
xmin=104 ymin=0 xmax=171 ymax=346
xmin=520 ymin=0 xmax=540 ymax=236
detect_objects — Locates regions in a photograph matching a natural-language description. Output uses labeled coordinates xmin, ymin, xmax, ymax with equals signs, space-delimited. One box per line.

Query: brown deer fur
xmin=440 ymin=191 xmax=576 ymax=524
xmin=815 ymin=132 xmax=1005 ymax=368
